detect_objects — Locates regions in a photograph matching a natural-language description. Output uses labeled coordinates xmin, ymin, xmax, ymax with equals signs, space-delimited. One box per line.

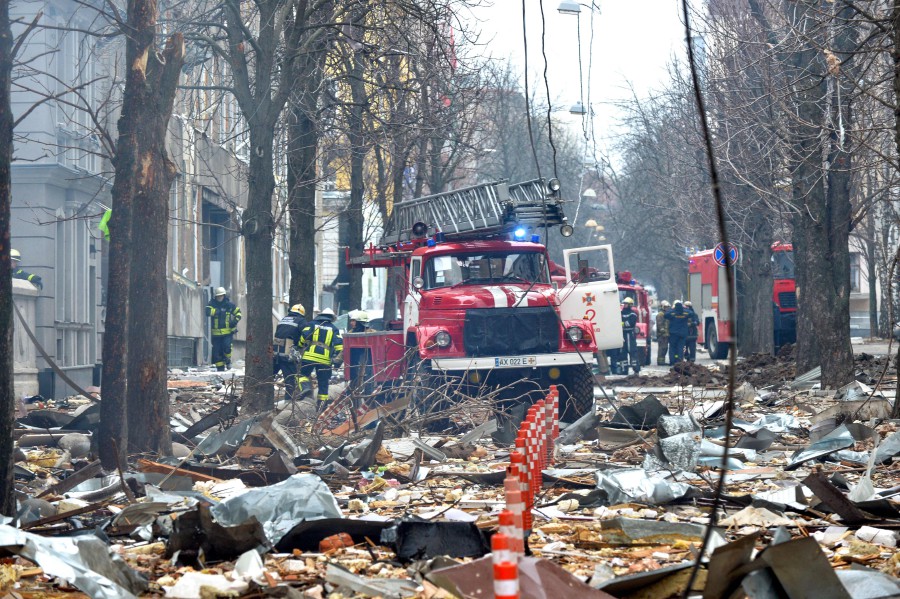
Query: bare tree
xmin=100 ymin=0 xmax=184 ymax=467
xmin=0 ymin=0 xmax=16 ymax=515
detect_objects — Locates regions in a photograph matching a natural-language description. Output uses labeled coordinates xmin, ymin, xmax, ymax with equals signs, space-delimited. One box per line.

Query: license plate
xmin=494 ymin=355 xmax=537 ymax=368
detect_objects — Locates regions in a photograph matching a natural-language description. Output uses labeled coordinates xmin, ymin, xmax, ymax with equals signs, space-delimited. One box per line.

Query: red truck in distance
xmin=687 ymin=243 xmax=797 ymax=359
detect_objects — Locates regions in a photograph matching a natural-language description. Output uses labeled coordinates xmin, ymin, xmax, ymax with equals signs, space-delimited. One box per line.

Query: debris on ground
xmin=4 ymin=359 xmax=900 ymax=598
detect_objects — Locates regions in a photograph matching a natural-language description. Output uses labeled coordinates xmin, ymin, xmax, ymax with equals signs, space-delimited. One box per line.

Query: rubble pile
xmin=4 ymin=364 xmax=900 ymax=599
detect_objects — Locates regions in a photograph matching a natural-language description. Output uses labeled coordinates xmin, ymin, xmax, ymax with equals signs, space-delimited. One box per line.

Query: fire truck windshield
xmin=772 ymin=251 xmax=795 ymax=279
xmin=423 ymin=251 xmax=550 ymax=289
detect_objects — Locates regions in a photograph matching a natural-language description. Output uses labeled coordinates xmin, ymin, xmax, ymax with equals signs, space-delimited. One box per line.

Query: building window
xmin=55 ymin=207 xmax=94 ymax=367
xmin=850 ymin=253 xmax=861 ymax=292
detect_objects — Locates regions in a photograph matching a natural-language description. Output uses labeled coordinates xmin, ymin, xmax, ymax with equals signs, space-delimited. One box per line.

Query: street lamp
xmin=558 ymin=1 xmax=601 ymax=15
xmin=557 ymin=1 xmax=581 ymax=15
xmin=569 ymin=101 xmax=587 ymax=116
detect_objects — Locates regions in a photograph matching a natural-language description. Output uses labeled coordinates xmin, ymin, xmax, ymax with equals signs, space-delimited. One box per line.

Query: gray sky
xmin=464 ymin=1 xmax=686 ymax=156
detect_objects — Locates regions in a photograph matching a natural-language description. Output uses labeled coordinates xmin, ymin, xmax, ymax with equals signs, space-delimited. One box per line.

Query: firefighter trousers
xmin=273 ymin=354 xmax=298 ymax=400
xmin=298 ymin=361 xmax=332 ymax=399
xmin=211 ymin=334 xmax=233 ymax=371
xmin=685 ymin=337 xmax=698 ymax=362
xmin=657 ymin=335 xmax=669 ymax=365
xmin=668 ymin=335 xmax=686 ymax=365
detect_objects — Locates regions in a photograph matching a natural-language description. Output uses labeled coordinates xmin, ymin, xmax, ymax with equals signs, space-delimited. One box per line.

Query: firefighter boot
xmin=315 ymin=394 xmax=331 ymax=416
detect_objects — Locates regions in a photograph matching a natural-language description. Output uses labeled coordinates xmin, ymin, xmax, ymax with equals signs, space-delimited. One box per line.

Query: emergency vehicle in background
xmin=343 ymin=178 xmax=623 ymax=420
xmin=612 ymin=271 xmax=652 ymax=368
xmin=688 ymin=243 xmax=797 ymax=359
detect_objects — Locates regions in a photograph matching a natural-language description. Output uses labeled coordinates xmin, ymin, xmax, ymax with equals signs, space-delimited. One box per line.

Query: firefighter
xmin=298 ymin=308 xmax=343 ymax=413
xmin=665 ymin=300 xmax=690 ymax=365
xmin=620 ymin=297 xmax=640 ymax=375
xmin=273 ymin=303 xmax=306 ymax=401
xmin=206 ymin=287 xmax=241 ymax=371
xmin=347 ymin=310 xmax=374 ymax=397
xmin=11 ymin=249 xmax=43 ymax=290
xmin=656 ymin=300 xmax=670 ymax=365
xmin=684 ymin=301 xmax=700 ymax=362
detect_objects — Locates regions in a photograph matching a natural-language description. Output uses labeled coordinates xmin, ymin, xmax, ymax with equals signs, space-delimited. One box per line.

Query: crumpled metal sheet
xmin=194 ymin=414 xmax=265 ymax=458
xmin=787 ymin=424 xmax=855 ymax=470
xmin=595 ymin=468 xmax=698 ymax=505
xmin=752 ymin=413 xmax=800 ymax=433
xmin=0 ymin=524 xmax=147 ymax=599
xmin=835 ymin=567 xmax=900 ymax=599
xmin=875 ymin=430 xmax=900 ymax=464
xmin=657 ymin=414 xmax=701 ymax=438
xmin=210 ymin=473 xmax=341 ymax=546
xmin=655 ymin=432 xmax=701 ymax=471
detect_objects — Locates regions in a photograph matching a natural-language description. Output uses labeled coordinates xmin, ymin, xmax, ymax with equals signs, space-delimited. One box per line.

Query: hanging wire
xmin=538 ymin=0 xmax=559 ymax=181
xmin=680 ymin=1 xmax=738 ymax=595
xmin=521 ymin=0 xmax=544 ymax=181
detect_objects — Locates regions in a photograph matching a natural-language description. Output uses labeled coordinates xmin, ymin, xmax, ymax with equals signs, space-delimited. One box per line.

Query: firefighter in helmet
xmin=298 ymin=308 xmax=343 ymax=413
xmin=206 ymin=287 xmax=241 ymax=371
xmin=273 ymin=303 xmax=306 ymax=401
xmin=11 ymin=249 xmax=43 ymax=290
xmin=684 ymin=301 xmax=700 ymax=362
xmin=620 ymin=296 xmax=640 ymax=374
xmin=347 ymin=310 xmax=374 ymax=397
xmin=656 ymin=300 xmax=670 ymax=365
xmin=665 ymin=300 xmax=689 ymax=365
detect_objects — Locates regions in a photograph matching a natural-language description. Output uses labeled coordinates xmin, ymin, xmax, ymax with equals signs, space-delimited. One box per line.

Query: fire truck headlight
xmin=548 ymin=178 xmax=561 ymax=192
xmin=566 ymin=326 xmax=584 ymax=343
xmin=413 ymin=276 xmax=425 ymax=290
xmin=560 ymin=224 xmax=574 ymax=237
xmin=435 ymin=331 xmax=451 ymax=347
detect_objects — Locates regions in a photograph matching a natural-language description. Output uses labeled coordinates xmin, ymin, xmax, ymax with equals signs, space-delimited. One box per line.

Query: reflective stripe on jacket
xmin=300 ymin=320 xmax=343 ymax=365
xmin=206 ymin=297 xmax=241 ymax=336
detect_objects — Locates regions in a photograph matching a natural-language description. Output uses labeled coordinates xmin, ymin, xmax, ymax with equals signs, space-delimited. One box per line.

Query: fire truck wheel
xmin=558 ymin=366 xmax=594 ymax=422
xmin=707 ymin=322 xmax=730 ymax=360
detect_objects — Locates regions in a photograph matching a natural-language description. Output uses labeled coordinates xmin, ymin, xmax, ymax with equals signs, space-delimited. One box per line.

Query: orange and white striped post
xmin=492 ymin=533 xmax=520 ymax=599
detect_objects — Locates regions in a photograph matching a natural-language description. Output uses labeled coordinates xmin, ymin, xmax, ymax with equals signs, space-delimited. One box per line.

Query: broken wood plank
xmin=137 ymin=459 xmax=222 ymax=483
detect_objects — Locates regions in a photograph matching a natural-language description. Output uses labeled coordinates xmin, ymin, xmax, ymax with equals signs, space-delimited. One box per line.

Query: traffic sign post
xmin=713 ymin=243 xmax=739 ymax=267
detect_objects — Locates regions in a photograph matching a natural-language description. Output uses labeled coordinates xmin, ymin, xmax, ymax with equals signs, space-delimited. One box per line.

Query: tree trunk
xmin=0 ymin=0 xmax=17 ymax=516
xmin=866 ymin=214 xmax=878 ymax=338
xmin=288 ymin=106 xmax=318 ymax=314
xmin=346 ymin=51 xmax=366 ymax=311
xmin=242 ymin=126 xmax=277 ymax=411
xmin=736 ymin=225 xmax=774 ymax=355
xmin=101 ymin=0 xmax=184 ymax=468
xmin=892 ymin=0 xmax=900 ymax=415
xmin=125 ymin=30 xmax=184 ymax=456
xmin=788 ymin=0 xmax=853 ymax=388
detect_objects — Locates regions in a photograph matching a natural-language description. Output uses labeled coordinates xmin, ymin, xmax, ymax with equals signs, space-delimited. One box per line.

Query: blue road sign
xmin=714 ymin=243 xmax=738 ymax=267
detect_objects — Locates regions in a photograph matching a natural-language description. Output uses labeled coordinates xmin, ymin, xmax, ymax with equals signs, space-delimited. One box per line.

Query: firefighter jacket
xmin=621 ymin=306 xmax=638 ymax=333
xmin=686 ymin=308 xmax=700 ymax=339
xmin=665 ymin=305 xmax=690 ymax=337
xmin=273 ymin=313 xmax=306 ymax=355
xmin=300 ymin=318 xmax=343 ymax=365
xmin=656 ymin=309 xmax=669 ymax=337
xmin=206 ymin=296 xmax=241 ymax=337
xmin=12 ymin=268 xmax=42 ymax=289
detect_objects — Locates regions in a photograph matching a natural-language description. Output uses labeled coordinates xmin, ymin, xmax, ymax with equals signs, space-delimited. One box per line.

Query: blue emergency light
xmin=531 ymin=234 xmax=540 ymax=243
xmin=514 ymin=226 xmax=527 ymax=240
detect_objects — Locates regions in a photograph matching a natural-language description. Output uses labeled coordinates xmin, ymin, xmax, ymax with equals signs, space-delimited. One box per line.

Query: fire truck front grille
xmin=463 ymin=307 xmax=559 ymax=357
xmin=778 ymin=292 xmax=797 ymax=309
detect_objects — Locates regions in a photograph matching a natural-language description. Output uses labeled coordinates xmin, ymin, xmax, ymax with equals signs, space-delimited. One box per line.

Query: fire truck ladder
xmin=381 ymin=178 xmax=566 ymax=244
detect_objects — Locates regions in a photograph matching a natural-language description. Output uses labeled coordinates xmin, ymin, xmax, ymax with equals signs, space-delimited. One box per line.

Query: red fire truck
xmin=341 ymin=179 xmax=623 ymax=422
xmin=688 ymin=243 xmax=796 ymax=359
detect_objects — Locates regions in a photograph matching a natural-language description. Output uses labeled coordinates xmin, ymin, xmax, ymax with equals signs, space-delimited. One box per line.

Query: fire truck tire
xmin=558 ymin=366 xmax=594 ymax=422
xmin=707 ymin=323 xmax=730 ymax=360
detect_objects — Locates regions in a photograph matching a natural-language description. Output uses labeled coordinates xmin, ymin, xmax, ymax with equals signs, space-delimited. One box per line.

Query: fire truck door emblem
xmin=582 ymin=292 xmax=596 ymax=306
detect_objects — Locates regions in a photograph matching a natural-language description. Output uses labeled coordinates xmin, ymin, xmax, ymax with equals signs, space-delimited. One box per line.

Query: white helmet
xmin=214 ymin=287 xmax=226 ymax=297
xmin=319 ymin=308 xmax=335 ymax=320
xmin=11 ymin=249 xmax=21 ymax=261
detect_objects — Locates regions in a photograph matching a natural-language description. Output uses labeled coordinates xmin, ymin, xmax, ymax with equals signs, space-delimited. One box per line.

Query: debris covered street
xmin=6 ymin=343 xmax=900 ymax=599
